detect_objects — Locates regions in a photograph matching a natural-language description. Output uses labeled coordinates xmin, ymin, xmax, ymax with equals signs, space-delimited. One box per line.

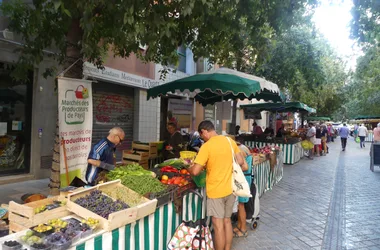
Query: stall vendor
xmin=163 ymin=122 xmax=184 ymax=160
xmin=252 ymin=122 xmax=263 ymax=135
xmin=86 ymin=127 xmax=125 ymax=186
xmin=276 ymin=123 xmax=285 ymax=137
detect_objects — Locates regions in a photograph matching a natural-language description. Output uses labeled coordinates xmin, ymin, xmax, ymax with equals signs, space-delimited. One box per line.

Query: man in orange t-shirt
xmin=189 ymin=120 xmax=247 ymax=250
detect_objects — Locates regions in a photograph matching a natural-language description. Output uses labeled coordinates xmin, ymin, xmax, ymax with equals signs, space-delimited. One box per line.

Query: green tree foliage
xmin=344 ymin=46 xmax=380 ymax=118
xmin=1 ymin=0 xmax=318 ymax=80
xmin=350 ymin=0 xmax=380 ymax=46
xmin=250 ymin=26 xmax=347 ymax=117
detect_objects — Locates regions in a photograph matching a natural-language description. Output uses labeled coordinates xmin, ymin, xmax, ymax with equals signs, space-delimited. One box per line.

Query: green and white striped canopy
xmin=147 ymin=68 xmax=284 ymax=106
xmin=241 ymin=102 xmax=316 ymax=114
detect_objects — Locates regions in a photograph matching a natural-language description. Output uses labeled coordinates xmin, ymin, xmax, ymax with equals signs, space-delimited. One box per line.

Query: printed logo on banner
xmin=59 ymin=78 xmax=93 ymax=188
xmin=62 ymin=85 xmax=90 ymax=125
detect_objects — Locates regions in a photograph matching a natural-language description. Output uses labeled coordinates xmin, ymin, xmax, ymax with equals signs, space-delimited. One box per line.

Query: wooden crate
xmin=9 ymin=221 xmax=27 ymax=234
xmin=8 ymin=196 xmax=71 ymax=228
xmin=67 ymin=180 xmax=157 ymax=232
xmin=132 ymin=142 xmax=158 ymax=158
xmin=122 ymin=150 xmax=149 ymax=169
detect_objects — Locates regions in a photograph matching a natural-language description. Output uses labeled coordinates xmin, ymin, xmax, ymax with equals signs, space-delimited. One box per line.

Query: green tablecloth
xmin=72 ymin=190 xmax=206 ymax=250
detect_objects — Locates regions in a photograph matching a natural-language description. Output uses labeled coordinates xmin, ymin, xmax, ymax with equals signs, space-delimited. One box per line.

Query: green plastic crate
xmin=192 ymin=170 xmax=206 ymax=187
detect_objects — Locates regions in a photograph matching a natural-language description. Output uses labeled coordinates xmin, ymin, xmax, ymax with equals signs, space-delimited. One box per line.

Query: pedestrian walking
xmin=358 ymin=124 xmax=368 ymax=148
xmin=354 ymin=124 xmax=359 ymax=139
xmin=189 ymin=120 xmax=248 ymax=250
xmin=338 ymin=123 xmax=350 ymax=151
xmin=85 ymin=127 xmax=125 ymax=186
xmin=321 ymin=124 xmax=328 ymax=155
xmin=306 ymin=123 xmax=316 ymax=159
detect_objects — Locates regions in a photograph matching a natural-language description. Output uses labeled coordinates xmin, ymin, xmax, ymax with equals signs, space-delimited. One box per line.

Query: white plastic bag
xmin=226 ymin=137 xmax=252 ymax=198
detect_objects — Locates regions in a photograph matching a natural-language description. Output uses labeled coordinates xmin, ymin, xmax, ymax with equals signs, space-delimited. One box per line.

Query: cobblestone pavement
xmin=232 ymin=138 xmax=380 ymax=250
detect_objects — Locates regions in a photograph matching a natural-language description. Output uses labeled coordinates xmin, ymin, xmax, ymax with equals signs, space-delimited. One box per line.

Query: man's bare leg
xmin=212 ymin=217 xmax=225 ymax=250
xmin=224 ymin=217 xmax=233 ymax=250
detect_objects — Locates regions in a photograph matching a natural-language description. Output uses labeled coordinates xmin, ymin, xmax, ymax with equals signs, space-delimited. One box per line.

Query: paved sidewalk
xmin=232 ymin=138 xmax=380 ymax=250
xmin=0 ymin=178 xmax=50 ymax=205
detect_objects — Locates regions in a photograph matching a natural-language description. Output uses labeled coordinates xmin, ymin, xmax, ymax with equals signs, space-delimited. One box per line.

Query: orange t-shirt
xmin=194 ymin=135 xmax=240 ymax=198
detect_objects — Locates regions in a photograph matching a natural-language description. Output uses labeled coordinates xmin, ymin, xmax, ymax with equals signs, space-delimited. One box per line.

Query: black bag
xmin=244 ymin=176 xmax=257 ymax=219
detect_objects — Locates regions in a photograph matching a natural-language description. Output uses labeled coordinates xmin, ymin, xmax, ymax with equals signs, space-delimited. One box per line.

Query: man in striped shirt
xmin=85 ymin=127 xmax=125 ymax=185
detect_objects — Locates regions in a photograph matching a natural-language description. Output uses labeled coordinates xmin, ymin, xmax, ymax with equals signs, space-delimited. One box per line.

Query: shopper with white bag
xmin=189 ymin=120 xmax=248 ymax=250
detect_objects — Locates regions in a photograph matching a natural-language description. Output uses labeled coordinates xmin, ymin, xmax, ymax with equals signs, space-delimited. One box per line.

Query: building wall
xmin=133 ymin=90 xmax=160 ymax=142
xmin=104 ymin=49 xmax=155 ymax=79
xmin=0 ymin=42 xmax=58 ymax=179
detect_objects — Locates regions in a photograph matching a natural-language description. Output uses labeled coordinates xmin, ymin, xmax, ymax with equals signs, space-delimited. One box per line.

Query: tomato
xmin=161 ymin=179 xmax=168 ymax=185
xmin=180 ymin=169 xmax=188 ymax=175
xmin=174 ymin=179 xmax=181 ymax=185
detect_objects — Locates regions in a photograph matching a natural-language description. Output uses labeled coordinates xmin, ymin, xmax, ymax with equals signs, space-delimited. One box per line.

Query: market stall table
xmin=0 ymin=191 xmax=206 ymax=250
xmin=244 ymin=137 xmax=303 ymax=165
xmin=252 ymin=151 xmax=284 ymax=197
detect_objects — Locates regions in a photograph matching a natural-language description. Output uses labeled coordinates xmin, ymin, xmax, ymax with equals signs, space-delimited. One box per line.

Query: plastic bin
xmin=192 ymin=170 xmax=206 ymax=187
xmin=2 ymin=241 xmax=22 ymax=250
xmin=29 ymin=243 xmax=51 ymax=250
xmin=180 ymin=151 xmax=197 ymax=161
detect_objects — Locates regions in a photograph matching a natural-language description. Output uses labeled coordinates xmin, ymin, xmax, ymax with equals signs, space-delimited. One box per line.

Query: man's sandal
xmin=233 ymin=227 xmax=248 ymax=238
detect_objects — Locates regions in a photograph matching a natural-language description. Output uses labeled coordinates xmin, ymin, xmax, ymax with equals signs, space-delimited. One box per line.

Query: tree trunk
xmin=49 ymin=19 xmax=83 ymax=195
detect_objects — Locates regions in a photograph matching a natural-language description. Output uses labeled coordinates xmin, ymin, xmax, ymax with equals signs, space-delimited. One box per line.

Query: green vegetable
xmin=156 ymin=158 xmax=187 ymax=170
xmin=108 ymin=163 xmax=155 ymax=180
xmin=109 ymin=175 xmax=166 ymax=195
xmin=107 ymin=163 xmax=165 ymax=195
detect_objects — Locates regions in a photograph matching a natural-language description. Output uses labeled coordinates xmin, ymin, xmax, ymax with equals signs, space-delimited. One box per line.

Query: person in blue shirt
xmin=338 ymin=123 xmax=350 ymax=151
xmin=233 ymin=141 xmax=253 ymax=238
xmin=85 ymin=127 xmax=125 ymax=185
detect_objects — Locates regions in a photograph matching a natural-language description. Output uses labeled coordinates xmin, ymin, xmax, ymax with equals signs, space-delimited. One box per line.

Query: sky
xmin=312 ymin=0 xmax=362 ymax=71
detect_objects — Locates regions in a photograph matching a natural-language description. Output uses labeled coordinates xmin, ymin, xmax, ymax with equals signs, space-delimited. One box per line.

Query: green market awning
xmin=306 ymin=116 xmax=331 ymax=121
xmin=353 ymin=115 xmax=380 ymax=120
xmin=147 ymin=68 xmax=285 ymax=106
xmin=241 ymin=102 xmax=316 ymax=117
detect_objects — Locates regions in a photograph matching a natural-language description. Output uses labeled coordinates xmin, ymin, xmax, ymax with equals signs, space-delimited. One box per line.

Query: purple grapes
xmin=74 ymin=190 xmax=129 ymax=219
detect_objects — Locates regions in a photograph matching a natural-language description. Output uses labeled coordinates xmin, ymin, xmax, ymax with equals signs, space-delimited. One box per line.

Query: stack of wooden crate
xmin=122 ymin=142 xmax=158 ymax=169
xmin=132 ymin=142 xmax=158 ymax=159
xmin=8 ymin=196 xmax=71 ymax=233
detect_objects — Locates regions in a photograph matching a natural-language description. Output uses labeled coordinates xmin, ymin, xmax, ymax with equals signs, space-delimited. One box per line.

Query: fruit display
xmin=81 ymin=217 xmax=99 ymax=229
xmin=33 ymin=200 xmax=66 ymax=214
xmin=30 ymin=242 xmax=51 ymax=250
xmin=161 ymin=176 xmax=190 ymax=186
xmin=74 ymin=190 xmax=129 ymax=219
xmin=32 ymin=224 xmax=53 ymax=234
xmin=2 ymin=240 xmax=22 ymax=249
xmin=47 ymin=219 xmax=67 ymax=231
xmin=45 ymin=232 xmax=72 ymax=249
xmin=20 ymin=230 xmax=43 ymax=245
xmin=250 ymin=145 xmax=280 ymax=155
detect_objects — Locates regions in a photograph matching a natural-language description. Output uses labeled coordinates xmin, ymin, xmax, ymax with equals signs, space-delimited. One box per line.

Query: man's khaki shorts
xmin=207 ymin=194 xmax=235 ymax=218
